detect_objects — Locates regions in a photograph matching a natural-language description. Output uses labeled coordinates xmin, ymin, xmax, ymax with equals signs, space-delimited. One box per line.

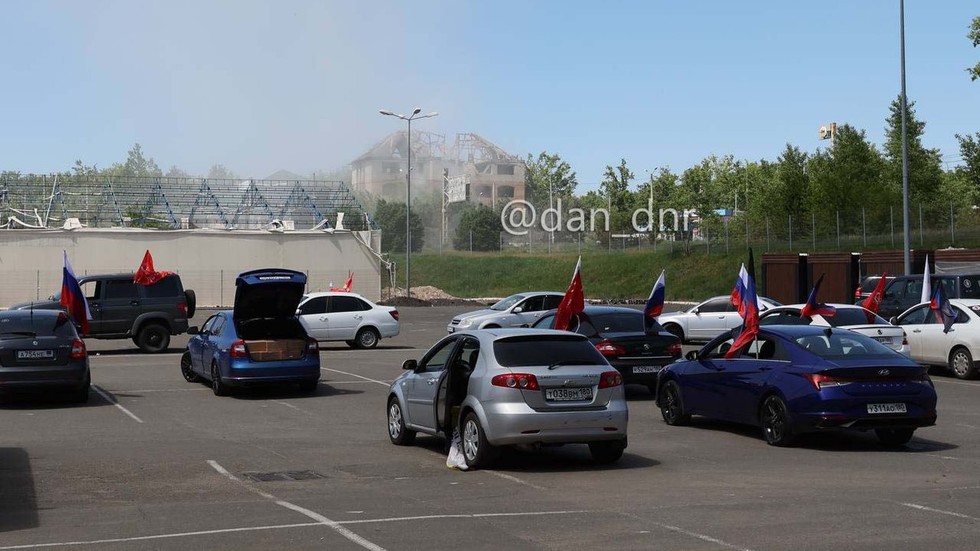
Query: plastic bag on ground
xmin=446 ymin=429 xmax=468 ymax=470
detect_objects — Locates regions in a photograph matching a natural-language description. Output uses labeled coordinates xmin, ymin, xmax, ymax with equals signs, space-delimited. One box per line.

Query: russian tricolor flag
xmin=59 ymin=251 xmax=91 ymax=335
xmin=644 ymin=270 xmax=666 ymax=326
xmin=930 ymin=283 xmax=957 ymax=334
xmin=800 ymin=274 xmax=836 ymax=318
xmin=726 ymin=250 xmax=759 ymax=359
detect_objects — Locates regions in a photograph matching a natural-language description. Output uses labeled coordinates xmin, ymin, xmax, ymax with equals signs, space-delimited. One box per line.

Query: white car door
xmin=297 ymin=296 xmax=330 ymax=341
xmin=511 ymin=295 xmax=548 ymax=327
xmin=896 ymin=305 xmax=933 ymax=364
xmin=326 ymin=295 xmax=365 ymax=340
xmin=689 ymin=298 xmax=731 ymax=340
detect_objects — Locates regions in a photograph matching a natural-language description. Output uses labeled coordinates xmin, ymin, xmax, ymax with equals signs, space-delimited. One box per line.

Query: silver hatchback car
xmin=386 ymin=328 xmax=629 ymax=469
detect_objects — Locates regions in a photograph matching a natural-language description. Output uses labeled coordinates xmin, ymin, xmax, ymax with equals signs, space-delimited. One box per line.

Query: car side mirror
xmin=402 ymin=359 xmax=418 ymax=371
xmin=889 ymin=316 xmax=898 ymax=325
xmin=693 ymin=308 xmax=700 ymax=315
xmin=187 ymin=326 xmax=200 ymax=335
xmin=685 ymin=350 xmax=699 ymax=361
xmin=513 ymin=307 xmax=523 ymax=313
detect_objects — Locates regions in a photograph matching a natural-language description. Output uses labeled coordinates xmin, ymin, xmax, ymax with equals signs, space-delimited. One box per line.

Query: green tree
xmin=774 ymin=145 xmax=810 ymax=222
xmin=453 ymin=205 xmax=501 ymax=251
xmin=110 ymin=143 xmax=162 ymax=177
xmin=969 ymin=16 xmax=980 ymax=81
xmin=375 ymin=199 xmax=424 ymax=253
xmin=599 ymin=159 xmax=635 ymax=234
xmin=208 ymin=164 xmax=237 ymax=180
xmin=956 ymin=132 xmax=980 ymax=201
xmin=883 ymin=97 xmax=943 ymax=207
xmin=166 ymin=166 xmax=192 ymax=178
xmin=807 ymin=124 xmax=886 ymax=234
xmin=524 ymin=151 xmax=577 ymax=209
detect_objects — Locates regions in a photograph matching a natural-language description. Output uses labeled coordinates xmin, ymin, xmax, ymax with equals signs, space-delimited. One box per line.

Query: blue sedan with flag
xmin=656 ymin=325 xmax=938 ymax=447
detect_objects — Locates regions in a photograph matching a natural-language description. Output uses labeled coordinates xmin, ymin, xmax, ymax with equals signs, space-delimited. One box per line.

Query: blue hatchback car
xmin=656 ymin=325 xmax=937 ymax=447
xmin=180 ymin=268 xmax=320 ymax=396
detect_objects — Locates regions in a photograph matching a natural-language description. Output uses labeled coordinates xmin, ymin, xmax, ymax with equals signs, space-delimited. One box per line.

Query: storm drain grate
xmin=242 ymin=470 xmax=326 ymax=482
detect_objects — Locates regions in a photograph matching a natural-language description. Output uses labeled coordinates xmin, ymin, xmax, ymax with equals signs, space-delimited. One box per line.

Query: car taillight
xmin=806 ymin=373 xmax=852 ymax=390
xmin=177 ymin=301 xmax=187 ymax=316
xmin=389 ymin=310 xmax=399 ymax=321
xmin=307 ymin=338 xmax=319 ymax=354
xmin=229 ymin=340 xmax=247 ymax=358
xmin=598 ymin=371 xmax=623 ymax=388
xmin=70 ymin=339 xmax=86 ymax=359
xmin=911 ymin=373 xmax=934 ymax=387
xmin=854 ymin=287 xmax=862 ymax=299
xmin=491 ymin=373 xmax=539 ymax=391
xmin=666 ymin=341 xmax=682 ymax=356
xmin=595 ymin=340 xmax=625 ymax=358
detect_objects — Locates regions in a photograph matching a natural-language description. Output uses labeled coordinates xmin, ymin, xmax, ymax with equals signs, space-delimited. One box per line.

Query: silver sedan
xmin=386 ymin=328 xmax=629 ymax=469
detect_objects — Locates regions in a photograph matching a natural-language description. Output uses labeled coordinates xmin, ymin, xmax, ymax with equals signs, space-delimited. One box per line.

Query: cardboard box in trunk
xmin=246 ymin=339 xmax=307 ymax=361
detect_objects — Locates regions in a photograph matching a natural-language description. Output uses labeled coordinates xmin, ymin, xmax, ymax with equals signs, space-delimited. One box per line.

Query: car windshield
xmin=794 ymin=332 xmax=898 ymax=359
xmin=493 ymin=335 xmax=606 ymax=367
xmin=490 ymin=294 xmax=525 ymax=311
xmin=590 ymin=312 xmax=653 ymax=333
xmin=821 ymin=308 xmax=888 ymax=326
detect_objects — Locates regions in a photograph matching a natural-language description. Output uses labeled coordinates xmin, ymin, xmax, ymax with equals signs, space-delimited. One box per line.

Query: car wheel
xmin=345 ymin=340 xmax=357 ymax=348
xmin=461 ymin=412 xmax=498 ymax=469
xmin=211 ymin=361 xmax=229 ymax=397
xmin=387 ymin=396 xmax=416 ymax=445
xmin=876 ymin=428 xmax=915 ymax=447
xmin=948 ymin=347 xmax=977 ymax=379
xmin=137 ymin=323 xmax=170 ymax=353
xmin=72 ymin=374 xmax=91 ymax=404
xmin=299 ymin=380 xmax=318 ymax=394
xmin=589 ymin=438 xmax=627 ymax=464
xmin=184 ymin=289 xmax=197 ymax=318
xmin=663 ymin=323 xmax=684 ymax=342
xmin=760 ymin=395 xmax=795 ymax=447
xmin=180 ymin=351 xmax=200 ymax=383
xmin=355 ymin=328 xmax=379 ymax=349
xmin=659 ymin=380 xmax=691 ymax=426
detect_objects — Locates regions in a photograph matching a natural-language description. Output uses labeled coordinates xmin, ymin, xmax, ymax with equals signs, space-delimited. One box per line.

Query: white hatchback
xmin=296 ymin=292 xmax=399 ymax=348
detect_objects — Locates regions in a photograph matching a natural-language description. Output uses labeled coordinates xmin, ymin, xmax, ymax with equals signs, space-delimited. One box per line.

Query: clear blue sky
xmin=1 ymin=1 xmax=977 ymax=193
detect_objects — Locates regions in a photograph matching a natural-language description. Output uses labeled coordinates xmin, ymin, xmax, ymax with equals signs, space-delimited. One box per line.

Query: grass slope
xmin=410 ymin=250 xmax=748 ymax=302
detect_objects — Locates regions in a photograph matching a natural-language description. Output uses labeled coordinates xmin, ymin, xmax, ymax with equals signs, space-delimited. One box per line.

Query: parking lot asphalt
xmin=4 ymin=306 xmax=980 ymax=550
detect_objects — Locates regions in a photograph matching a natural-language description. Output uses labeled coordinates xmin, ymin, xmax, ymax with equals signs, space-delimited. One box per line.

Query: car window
xmin=201 ymin=314 xmax=219 ymax=334
xmin=702 ymin=336 xmax=736 ymax=359
xmin=298 ymin=297 xmax=327 ymax=315
xmin=736 ymin=337 xmax=785 ymax=360
xmin=329 ymin=296 xmax=365 ymax=313
xmin=543 ymin=295 xmax=563 ymax=309
xmin=590 ymin=312 xmax=645 ymax=333
xmin=699 ymin=298 xmax=730 ymax=313
xmin=211 ymin=315 xmax=226 ymax=336
xmin=456 ymin=338 xmax=480 ymax=373
xmin=493 ymin=335 xmax=606 ymax=367
xmin=104 ymin=280 xmax=138 ymax=300
xmin=575 ymin=317 xmax=598 ymax=337
xmin=795 ymin=333 xmax=897 ymax=359
xmin=904 ymin=280 xmax=923 ymax=301
xmin=822 ymin=308 xmax=888 ymax=326
xmin=80 ymin=280 xmax=100 ymax=301
xmin=759 ymin=311 xmax=810 ymax=326
xmin=0 ymin=313 xmax=78 ymax=339
xmin=142 ymin=276 xmax=180 ymax=298
xmin=884 ymin=280 xmax=904 ymax=300
xmin=897 ymin=305 xmax=928 ymax=325
xmin=490 ymin=294 xmax=524 ymax=311
xmin=419 ymin=338 xmax=458 ymax=373
xmin=532 ymin=313 xmax=556 ymax=328
xmin=960 ymin=277 xmax=980 ymax=298
xmin=518 ymin=295 xmax=545 ymax=312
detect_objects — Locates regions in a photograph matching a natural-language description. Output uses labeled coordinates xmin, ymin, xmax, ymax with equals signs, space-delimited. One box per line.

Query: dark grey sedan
xmin=0 ymin=309 xmax=90 ymax=403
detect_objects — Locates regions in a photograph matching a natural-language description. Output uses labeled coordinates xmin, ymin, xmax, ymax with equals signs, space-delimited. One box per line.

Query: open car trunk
xmin=237 ymin=318 xmax=308 ymax=362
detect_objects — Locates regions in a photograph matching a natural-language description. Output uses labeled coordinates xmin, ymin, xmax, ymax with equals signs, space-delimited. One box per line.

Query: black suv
xmin=11 ymin=273 xmax=196 ymax=353
xmin=868 ymin=273 xmax=980 ymax=319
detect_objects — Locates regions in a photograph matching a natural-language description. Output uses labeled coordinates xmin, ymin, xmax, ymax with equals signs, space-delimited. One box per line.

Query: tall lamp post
xmin=899 ymin=0 xmax=911 ymax=275
xmin=379 ymin=107 xmax=439 ymax=298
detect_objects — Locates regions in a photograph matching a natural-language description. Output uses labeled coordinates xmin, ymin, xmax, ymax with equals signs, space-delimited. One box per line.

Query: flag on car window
xmin=330 ymin=271 xmax=353 ymax=292
xmin=134 ymin=250 xmax=173 ymax=285
xmin=727 ymin=249 xmax=758 ymax=359
xmin=60 ymin=251 xmax=91 ymax=335
xmin=554 ymin=257 xmax=584 ymax=331
xmin=644 ymin=270 xmax=666 ymax=326
xmin=800 ymin=274 xmax=836 ymax=318
xmin=861 ymin=271 xmax=888 ymax=316
xmin=930 ymin=283 xmax=957 ymax=334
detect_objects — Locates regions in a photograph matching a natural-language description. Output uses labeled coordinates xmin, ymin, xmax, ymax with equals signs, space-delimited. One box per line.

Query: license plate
xmin=632 ymin=365 xmax=661 ymax=374
xmin=872 ymin=336 xmax=891 ymax=343
xmin=447 ymin=327 xmax=455 ymax=333
xmin=17 ymin=349 xmax=54 ymax=359
xmin=867 ymin=403 xmax=907 ymax=414
xmin=545 ymin=387 xmax=593 ymax=401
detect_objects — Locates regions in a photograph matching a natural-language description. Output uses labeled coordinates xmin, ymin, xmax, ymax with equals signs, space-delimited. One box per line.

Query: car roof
xmin=453 ymin=328 xmax=588 ymax=341
xmin=769 ymin=303 xmax=868 ymax=310
xmin=79 ymin=273 xmax=136 ymax=280
xmin=0 ymin=308 xmax=65 ymax=320
xmin=759 ymin=325 xmax=856 ymax=338
xmin=303 ymin=291 xmax=369 ymax=299
xmin=540 ymin=305 xmax=643 ymax=316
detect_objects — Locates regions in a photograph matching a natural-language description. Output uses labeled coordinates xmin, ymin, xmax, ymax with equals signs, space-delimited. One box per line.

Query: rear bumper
xmin=224 ymin=359 xmax=320 ymax=386
xmin=481 ymin=400 xmax=628 ymax=446
xmin=791 ymin=399 xmax=938 ymax=433
xmin=0 ymin=364 xmax=90 ymax=392
xmin=610 ymin=357 xmax=677 ymax=385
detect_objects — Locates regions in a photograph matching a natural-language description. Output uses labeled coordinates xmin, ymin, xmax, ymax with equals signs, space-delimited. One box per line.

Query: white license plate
xmin=632 ymin=365 xmax=661 ymax=374
xmin=545 ymin=387 xmax=593 ymax=401
xmin=867 ymin=403 xmax=907 ymax=414
xmin=872 ymin=336 xmax=891 ymax=343
xmin=17 ymin=349 xmax=54 ymax=359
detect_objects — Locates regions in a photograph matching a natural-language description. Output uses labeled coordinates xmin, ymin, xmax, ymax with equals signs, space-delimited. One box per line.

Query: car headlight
xmin=458 ymin=318 xmax=474 ymax=328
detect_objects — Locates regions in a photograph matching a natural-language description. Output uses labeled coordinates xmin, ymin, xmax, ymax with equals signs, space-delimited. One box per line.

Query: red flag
xmin=554 ymin=257 xmax=584 ymax=331
xmin=134 ymin=250 xmax=173 ymax=285
xmin=330 ymin=271 xmax=353 ymax=292
xmin=861 ymin=271 xmax=888 ymax=314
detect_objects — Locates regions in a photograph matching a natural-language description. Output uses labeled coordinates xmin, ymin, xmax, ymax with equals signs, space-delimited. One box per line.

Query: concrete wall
xmin=0 ymin=229 xmax=384 ymax=308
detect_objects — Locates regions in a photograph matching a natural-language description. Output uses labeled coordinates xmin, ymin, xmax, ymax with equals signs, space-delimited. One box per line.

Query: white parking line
xmin=207 ymin=460 xmax=385 ymax=551
xmin=899 ymin=502 xmax=980 ymax=521
xmin=338 ymin=510 xmax=590 ymax=524
xmin=91 ymin=385 xmax=143 ymax=424
xmin=931 ymin=378 xmax=980 ymax=387
xmin=655 ymin=523 xmax=756 ymax=551
xmin=321 ymin=368 xmax=390 ymax=387
xmin=484 ymin=470 xmax=546 ymax=490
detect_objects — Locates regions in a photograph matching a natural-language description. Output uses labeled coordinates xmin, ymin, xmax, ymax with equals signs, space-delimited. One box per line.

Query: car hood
xmin=453 ymin=309 xmax=499 ymax=321
xmin=234 ymin=269 xmax=307 ymax=322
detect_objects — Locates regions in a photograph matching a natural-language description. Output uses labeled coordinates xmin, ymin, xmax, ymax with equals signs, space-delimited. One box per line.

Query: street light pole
xmin=900 ymin=0 xmax=911 ymax=275
xmin=379 ymin=107 xmax=439 ymax=298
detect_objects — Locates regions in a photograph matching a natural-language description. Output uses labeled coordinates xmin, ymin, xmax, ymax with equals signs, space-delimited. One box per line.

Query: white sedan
xmin=893 ymin=299 xmax=980 ymax=379
xmin=759 ymin=304 xmax=910 ymax=356
xmin=658 ymin=295 xmax=781 ymax=343
xmin=296 ymin=292 xmax=400 ymax=348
